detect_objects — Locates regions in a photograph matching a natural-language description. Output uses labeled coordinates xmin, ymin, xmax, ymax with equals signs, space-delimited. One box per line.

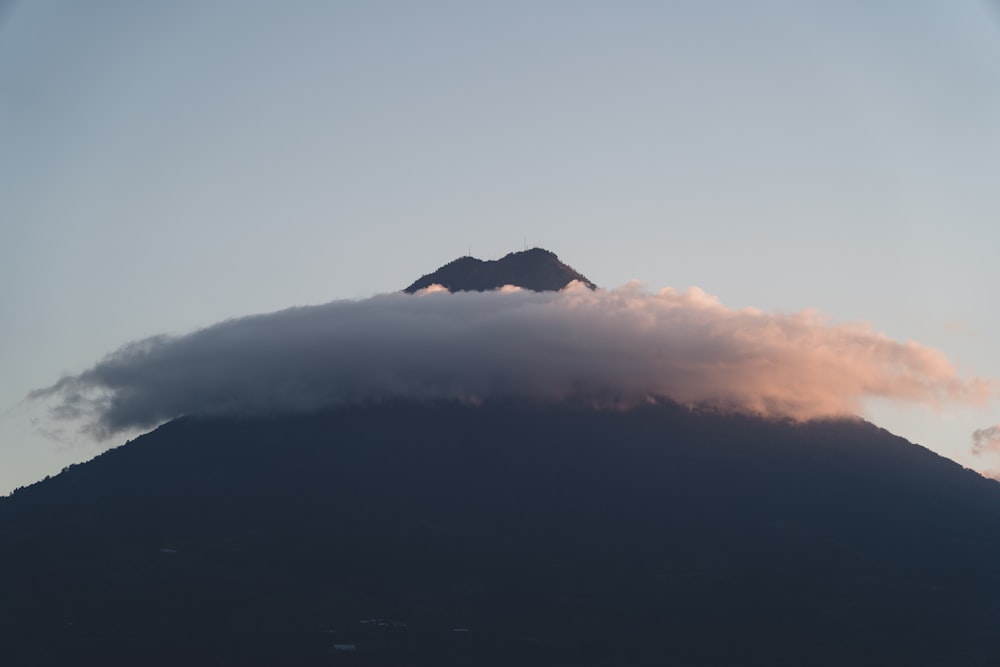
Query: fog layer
xmin=33 ymin=283 xmax=991 ymax=438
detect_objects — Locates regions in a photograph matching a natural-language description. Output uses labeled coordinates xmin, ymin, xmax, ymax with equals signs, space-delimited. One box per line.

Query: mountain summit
xmin=7 ymin=246 xmax=1000 ymax=665
xmin=403 ymin=247 xmax=597 ymax=293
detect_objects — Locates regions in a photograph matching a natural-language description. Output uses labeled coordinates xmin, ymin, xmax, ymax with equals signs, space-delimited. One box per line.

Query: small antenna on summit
xmin=523 ymin=236 xmax=527 ymax=251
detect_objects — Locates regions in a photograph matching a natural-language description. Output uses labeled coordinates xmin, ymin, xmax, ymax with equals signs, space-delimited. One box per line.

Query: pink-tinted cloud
xmin=32 ymin=282 xmax=993 ymax=438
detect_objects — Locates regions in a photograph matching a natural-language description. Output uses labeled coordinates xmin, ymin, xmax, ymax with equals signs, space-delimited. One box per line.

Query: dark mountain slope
xmin=403 ymin=248 xmax=597 ymax=293
xmin=3 ymin=401 xmax=1000 ymax=666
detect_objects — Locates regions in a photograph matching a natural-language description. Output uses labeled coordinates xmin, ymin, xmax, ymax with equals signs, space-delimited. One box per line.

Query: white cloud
xmin=32 ymin=283 xmax=993 ymax=439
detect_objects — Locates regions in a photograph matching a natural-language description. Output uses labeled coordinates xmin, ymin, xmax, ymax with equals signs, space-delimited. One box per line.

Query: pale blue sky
xmin=2 ymin=1 xmax=999 ymax=493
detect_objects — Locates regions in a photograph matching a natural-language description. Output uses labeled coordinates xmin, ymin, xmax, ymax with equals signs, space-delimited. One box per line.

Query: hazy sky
xmin=2 ymin=1 xmax=999 ymax=493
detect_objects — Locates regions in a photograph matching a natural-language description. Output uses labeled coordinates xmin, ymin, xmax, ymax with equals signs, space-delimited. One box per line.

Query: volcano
xmin=3 ymin=252 xmax=1000 ymax=666
xmin=403 ymin=247 xmax=596 ymax=293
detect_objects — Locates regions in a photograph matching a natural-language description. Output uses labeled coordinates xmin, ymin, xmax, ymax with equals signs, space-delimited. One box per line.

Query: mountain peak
xmin=403 ymin=247 xmax=597 ymax=293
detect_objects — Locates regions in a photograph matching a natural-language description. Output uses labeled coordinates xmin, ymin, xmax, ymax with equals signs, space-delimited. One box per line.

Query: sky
xmin=2 ymin=1 xmax=999 ymax=494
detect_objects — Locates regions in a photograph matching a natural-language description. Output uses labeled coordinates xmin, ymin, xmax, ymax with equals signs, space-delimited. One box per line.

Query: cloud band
xmin=32 ymin=283 xmax=992 ymax=438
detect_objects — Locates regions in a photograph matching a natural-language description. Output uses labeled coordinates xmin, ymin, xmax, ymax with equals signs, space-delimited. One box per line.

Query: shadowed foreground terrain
xmin=3 ymin=401 xmax=1000 ymax=665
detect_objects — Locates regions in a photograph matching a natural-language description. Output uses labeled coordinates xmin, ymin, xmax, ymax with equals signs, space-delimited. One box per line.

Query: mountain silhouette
xmin=5 ymin=250 xmax=1000 ymax=665
xmin=403 ymin=248 xmax=597 ymax=293
xmin=3 ymin=401 xmax=1000 ymax=666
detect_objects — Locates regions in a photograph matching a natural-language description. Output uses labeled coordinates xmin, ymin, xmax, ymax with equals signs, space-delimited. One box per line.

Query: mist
xmin=32 ymin=282 xmax=992 ymax=439
xmin=972 ymin=424 xmax=1000 ymax=455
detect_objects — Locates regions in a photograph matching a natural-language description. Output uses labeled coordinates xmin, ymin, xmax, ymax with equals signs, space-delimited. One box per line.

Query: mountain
xmin=3 ymin=400 xmax=1000 ymax=666
xmin=6 ymin=249 xmax=1000 ymax=665
xmin=403 ymin=248 xmax=597 ymax=293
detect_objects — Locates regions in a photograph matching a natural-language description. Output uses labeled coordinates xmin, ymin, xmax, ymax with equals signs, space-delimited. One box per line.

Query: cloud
xmin=978 ymin=469 xmax=1000 ymax=483
xmin=972 ymin=425 xmax=1000 ymax=456
xmin=32 ymin=282 xmax=992 ymax=439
